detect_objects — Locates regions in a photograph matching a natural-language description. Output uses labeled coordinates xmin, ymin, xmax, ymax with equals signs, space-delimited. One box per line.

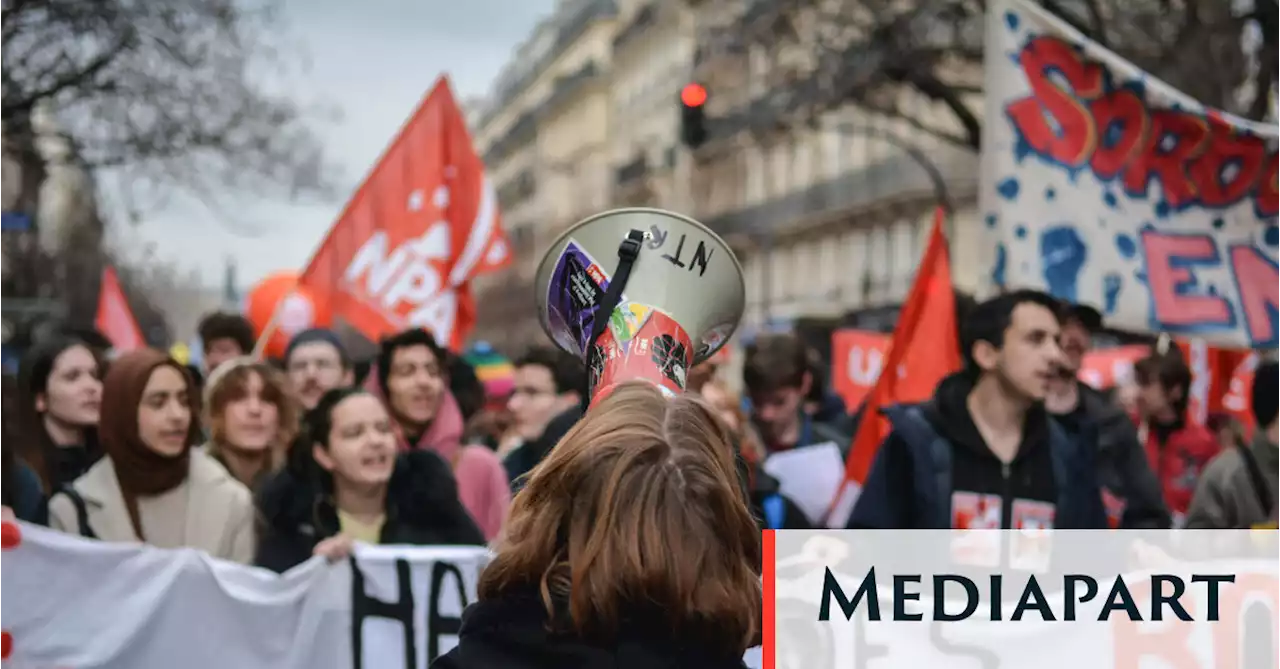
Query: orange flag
xmin=298 ymin=76 xmax=510 ymax=350
xmin=95 ymin=266 xmax=146 ymax=353
xmin=828 ymin=208 xmax=961 ymax=522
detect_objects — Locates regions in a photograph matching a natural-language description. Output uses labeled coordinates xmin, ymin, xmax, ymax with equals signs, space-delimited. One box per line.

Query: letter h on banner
xmin=351 ymin=558 xmax=417 ymax=669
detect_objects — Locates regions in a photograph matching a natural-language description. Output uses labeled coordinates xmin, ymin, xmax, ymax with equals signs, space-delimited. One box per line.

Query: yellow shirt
xmin=336 ymin=510 xmax=386 ymax=545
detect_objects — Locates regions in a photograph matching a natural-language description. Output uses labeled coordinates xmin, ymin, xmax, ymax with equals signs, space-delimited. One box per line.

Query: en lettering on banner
xmin=0 ymin=522 xmax=487 ymax=669
xmin=980 ymin=0 xmax=1279 ymax=350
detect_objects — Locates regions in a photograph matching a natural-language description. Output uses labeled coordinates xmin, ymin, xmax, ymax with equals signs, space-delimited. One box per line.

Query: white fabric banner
xmin=979 ymin=0 xmax=1278 ymax=349
xmin=1 ymin=523 xmax=487 ymax=669
xmin=1 ymin=522 xmax=765 ymax=668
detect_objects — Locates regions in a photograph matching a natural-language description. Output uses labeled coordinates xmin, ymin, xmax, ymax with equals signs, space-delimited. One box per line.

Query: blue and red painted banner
xmin=980 ymin=0 xmax=1278 ymax=349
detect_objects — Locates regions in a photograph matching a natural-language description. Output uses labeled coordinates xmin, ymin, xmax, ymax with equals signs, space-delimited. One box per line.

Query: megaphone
xmin=534 ymin=208 xmax=745 ymax=403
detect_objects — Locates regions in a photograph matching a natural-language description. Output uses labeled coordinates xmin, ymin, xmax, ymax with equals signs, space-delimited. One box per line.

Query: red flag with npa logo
xmin=298 ymin=76 xmax=511 ymax=350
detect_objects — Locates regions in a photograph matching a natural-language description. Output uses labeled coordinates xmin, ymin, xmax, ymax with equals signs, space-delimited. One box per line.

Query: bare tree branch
xmin=699 ymin=0 xmax=1277 ymax=153
xmin=2 ymin=0 xmax=339 ymax=212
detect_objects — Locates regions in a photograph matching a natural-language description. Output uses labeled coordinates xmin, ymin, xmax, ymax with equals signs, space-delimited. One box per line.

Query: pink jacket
xmin=364 ymin=375 xmax=510 ymax=541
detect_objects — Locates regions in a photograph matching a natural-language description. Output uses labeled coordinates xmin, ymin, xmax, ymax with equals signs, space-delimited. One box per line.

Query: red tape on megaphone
xmin=588 ymin=306 xmax=694 ymax=405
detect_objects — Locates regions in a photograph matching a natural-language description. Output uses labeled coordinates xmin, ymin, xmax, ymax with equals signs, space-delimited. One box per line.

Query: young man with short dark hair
xmin=197 ymin=312 xmax=256 ymax=375
xmin=743 ymin=333 xmax=849 ymax=453
xmin=849 ymin=290 xmax=1107 ymax=529
xmin=503 ymin=346 xmax=584 ymax=490
xmin=284 ymin=328 xmax=354 ymax=410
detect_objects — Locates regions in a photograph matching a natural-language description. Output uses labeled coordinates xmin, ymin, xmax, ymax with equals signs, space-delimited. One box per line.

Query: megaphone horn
xmin=535 ymin=208 xmax=746 ymax=404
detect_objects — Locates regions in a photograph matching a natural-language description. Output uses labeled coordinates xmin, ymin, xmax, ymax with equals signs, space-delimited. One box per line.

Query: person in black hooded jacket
xmin=849 ymin=291 xmax=1107 ymax=530
xmin=255 ymin=387 xmax=484 ymax=573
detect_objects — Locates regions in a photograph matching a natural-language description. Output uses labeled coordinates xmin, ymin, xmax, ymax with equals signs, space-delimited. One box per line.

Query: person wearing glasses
xmin=284 ymin=329 xmax=355 ymax=411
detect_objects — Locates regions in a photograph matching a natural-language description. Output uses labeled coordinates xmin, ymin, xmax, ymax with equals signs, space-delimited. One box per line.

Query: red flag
xmin=95 ymin=266 xmax=146 ymax=353
xmin=298 ymin=76 xmax=510 ymax=350
xmin=828 ymin=208 xmax=961 ymax=521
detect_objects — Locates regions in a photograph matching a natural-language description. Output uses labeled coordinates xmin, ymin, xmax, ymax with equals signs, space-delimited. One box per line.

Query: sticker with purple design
xmin=545 ymin=239 xmax=626 ymax=357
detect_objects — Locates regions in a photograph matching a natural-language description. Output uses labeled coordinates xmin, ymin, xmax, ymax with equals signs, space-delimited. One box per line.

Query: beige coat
xmin=48 ymin=449 xmax=256 ymax=564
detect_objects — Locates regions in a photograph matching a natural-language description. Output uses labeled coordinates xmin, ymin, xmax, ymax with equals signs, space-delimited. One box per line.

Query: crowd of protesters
xmin=0 ymin=289 xmax=1276 ymax=665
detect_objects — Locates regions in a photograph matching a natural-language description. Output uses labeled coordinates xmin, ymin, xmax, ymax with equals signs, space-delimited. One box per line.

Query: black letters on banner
xmin=427 ymin=560 xmax=471 ymax=660
xmin=351 ymin=557 xmax=417 ymax=669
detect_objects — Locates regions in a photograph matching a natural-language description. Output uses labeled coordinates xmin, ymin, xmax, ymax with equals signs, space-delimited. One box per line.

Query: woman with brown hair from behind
xmin=433 ymin=381 xmax=762 ymax=669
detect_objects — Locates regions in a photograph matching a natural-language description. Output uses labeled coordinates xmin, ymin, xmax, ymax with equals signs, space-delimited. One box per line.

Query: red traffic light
xmin=681 ymin=83 xmax=708 ymax=108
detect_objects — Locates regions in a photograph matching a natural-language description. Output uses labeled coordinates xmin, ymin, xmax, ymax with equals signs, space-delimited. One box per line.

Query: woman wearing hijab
xmin=15 ymin=336 xmax=104 ymax=502
xmin=47 ymin=349 xmax=256 ymax=564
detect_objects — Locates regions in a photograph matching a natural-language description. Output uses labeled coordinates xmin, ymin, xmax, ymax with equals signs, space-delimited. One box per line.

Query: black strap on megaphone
xmin=583 ymin=229 xmax=645 ymax=402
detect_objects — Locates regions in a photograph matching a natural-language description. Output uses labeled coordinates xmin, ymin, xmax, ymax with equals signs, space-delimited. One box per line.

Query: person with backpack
xmin=1185 ymin=360 xmax=1278 ymax=529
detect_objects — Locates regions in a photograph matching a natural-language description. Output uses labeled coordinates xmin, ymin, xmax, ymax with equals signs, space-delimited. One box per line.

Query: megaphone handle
xmin=584 ymin=229 xmax=646 ymax=399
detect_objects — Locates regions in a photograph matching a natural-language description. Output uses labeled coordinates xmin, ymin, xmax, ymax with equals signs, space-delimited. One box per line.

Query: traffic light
xmin=680 ymin=83 xmax=708 ymax=149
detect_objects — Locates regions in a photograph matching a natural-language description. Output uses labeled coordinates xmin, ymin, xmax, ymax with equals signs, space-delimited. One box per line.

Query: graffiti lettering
xmin=1140 ymin=230 xmax=1277 ymax=347
xmin=1007 ymin=36 xmax=1278 ymax=215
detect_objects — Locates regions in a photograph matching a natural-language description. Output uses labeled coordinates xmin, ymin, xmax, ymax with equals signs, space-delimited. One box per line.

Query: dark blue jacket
xmin=12 ymin=461 xmax=47 ymax=525
xmin=848 ymin=402 xmax=1107 ymax=529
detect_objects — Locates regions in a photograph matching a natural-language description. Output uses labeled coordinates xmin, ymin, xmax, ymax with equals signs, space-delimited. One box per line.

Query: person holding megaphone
xmin=435 ymin=208 xmax=760 ymax=668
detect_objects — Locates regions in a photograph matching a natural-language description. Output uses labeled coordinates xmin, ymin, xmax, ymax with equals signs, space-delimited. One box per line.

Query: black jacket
xmin=737 ymin=455 xmax=812 ymax=530
xmin=504 ymin=404 xmax=584 ymax=493
xmin=431 ymin=587 xmax=749 ymax=669
xmin=255 ymin=450 xmax=485 ymax=573
xmin=1055 ymin=383 xmax=1171 ymax=528
xmin=849 ymin=373 xmax=1107 ymax=530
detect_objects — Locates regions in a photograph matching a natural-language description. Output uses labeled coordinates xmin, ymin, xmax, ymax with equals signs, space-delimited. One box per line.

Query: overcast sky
xmin=114 ymin=0 xmax=556 ymax=290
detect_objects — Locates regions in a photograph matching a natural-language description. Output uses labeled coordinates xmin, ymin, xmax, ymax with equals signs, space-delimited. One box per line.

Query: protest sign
xmin=980 ymin=0 xmax=1279 ymax=350
xmin=1 ymin=523 xmax=765 ymax=667
xmin=0 ymin=522 xmax=487 ymax=669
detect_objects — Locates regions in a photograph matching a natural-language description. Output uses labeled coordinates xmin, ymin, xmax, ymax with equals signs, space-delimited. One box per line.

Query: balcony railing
xmin=612 ymin=3 xmax=655 ymax=51
xmin=475 ymin=0 xmax=618 ymax=130
xmin=496 ymin=169 xmax=537 ymax=209
xmin=540 ymin=61 xmax=602 ymax=119
xmin=614 ymin=154 xmax=648 ymax=186
xmin=701 ymin=146 xmax=978 ymax=237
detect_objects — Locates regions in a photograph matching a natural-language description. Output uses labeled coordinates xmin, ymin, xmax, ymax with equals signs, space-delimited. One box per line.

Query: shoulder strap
xmin=887 ymin=404 xmax=952 ymax=528
xmin=57 ymin=486 xmax=98 ymax=540
xmin=1235 ymin=443 xmax=1275 ymax=516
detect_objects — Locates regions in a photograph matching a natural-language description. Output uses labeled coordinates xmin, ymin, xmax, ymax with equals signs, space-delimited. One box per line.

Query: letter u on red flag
xmin=298 ymin=76 xmax=511 ymax=350
xmin=828 ymin=208 xmax=962 ymax=522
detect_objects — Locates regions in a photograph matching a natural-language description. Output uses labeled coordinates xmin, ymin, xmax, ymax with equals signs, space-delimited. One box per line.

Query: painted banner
xmin=980 ymin=0 xmax=1279 ymax=350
